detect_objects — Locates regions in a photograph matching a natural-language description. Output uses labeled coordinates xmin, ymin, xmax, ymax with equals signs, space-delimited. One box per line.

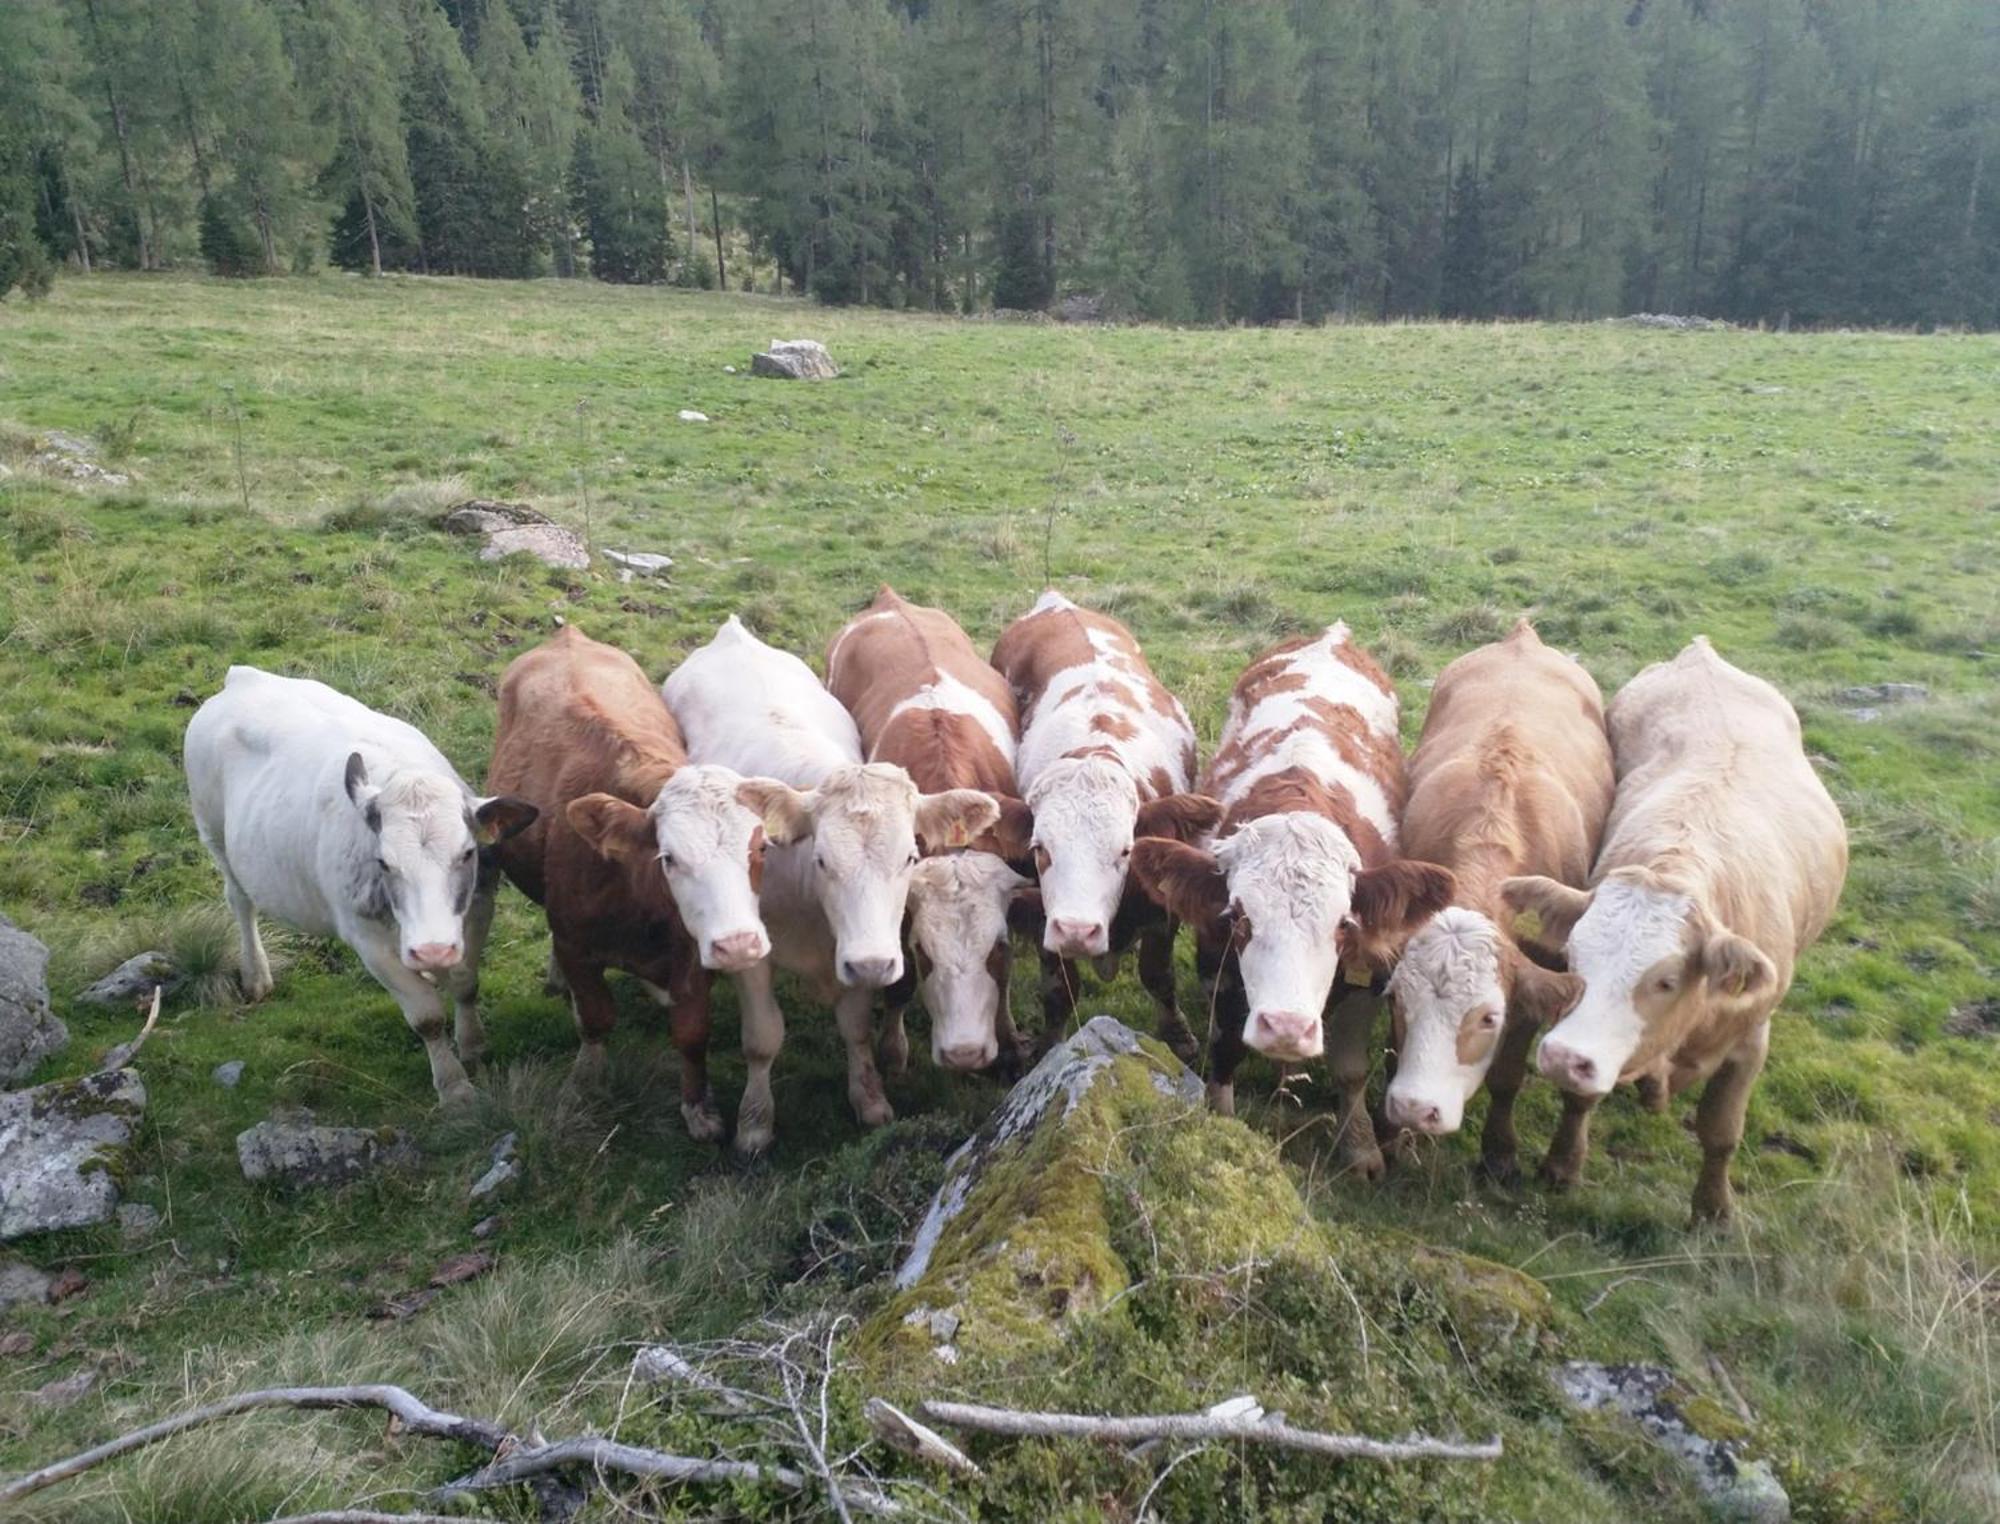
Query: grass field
xmin=1 ymin=274 xmax=1997 ymax=1521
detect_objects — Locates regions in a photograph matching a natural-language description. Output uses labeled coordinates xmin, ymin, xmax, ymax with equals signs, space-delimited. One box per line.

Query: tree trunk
xmin=363 ymin=192 xmax=383 ymax=277
xmin=710 ymin=179 xmax=726 ymax=290
xmin=681 ymin=155 xmax=698 ymax=274
xmin=82 ymin=0 xmax=150 ymax=270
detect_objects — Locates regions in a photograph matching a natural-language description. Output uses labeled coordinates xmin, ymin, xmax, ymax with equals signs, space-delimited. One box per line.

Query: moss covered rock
xmin=0 ymin=1066 xmax=146 ymax=1238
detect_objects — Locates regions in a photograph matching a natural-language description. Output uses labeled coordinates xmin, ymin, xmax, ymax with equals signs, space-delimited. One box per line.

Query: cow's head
xmin=1026 ymin=756 xmax=1219 ymax=958
xmin=1382 ymin=907 xmax=1582 ymax=1135
xmin=905 ymin=851 xmax=1034 ymax=1069
xmin=568 ymin=765 xmax=803 ymax=972
xmin=345 ymin=752 xmax=536 ymax=973
xmin=1132 ymin=816 xmax=1453 ymax=1060
xmin=742 ymin=763 xmax=998 ymax=989
xmin=1501 ymin=868 xmax=1778 ymax=1098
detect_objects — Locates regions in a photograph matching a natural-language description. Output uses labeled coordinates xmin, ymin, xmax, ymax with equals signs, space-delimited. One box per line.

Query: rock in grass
xmin=236 ymin=1116 xmax=419 ymax=1189
xmin=601 ymin=548 xmax=674 ymax=577
xmin=212 ymin=1059 xmax=245 ymax=1088
xmin=1557 ymin=1361 xmax=1790 ymax=1523
xmin=751 ymin=338 xmax=838 ymax=380
xmin=0 ymin=1069 xmax=146 ymax=1239
xmin=0 ymin=914 xmax=67 ymax=1085
xmin=117 ymin=1202 xmax=161 ymax=1242
xmin=1835 ymin=682 xmax=1927 ymax=707
xmin=479 ymin=523 xmax=589 ymax=570
xmin=76 ymin=950 xmax=181 ymax=1008
xmin=0 ymin=1258 xmax=53 ymax=1309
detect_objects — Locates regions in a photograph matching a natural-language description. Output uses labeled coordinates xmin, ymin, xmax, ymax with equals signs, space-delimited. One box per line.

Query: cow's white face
xmin=1536 ymin=877 xmax=1691 ymax=1097
xmin=745 ymin=764 xmax=999 ymax=990
xmin=652 ymin=766 xmax=779 ymax=971
xmin=1215 ymin=815 xmax=1361 ymax=1060
xmin=1026 ymin=756 xmax=1140 ymax=958
xmin=1383 ymin=908 xmax=1507 ymax=1132
xmin=907 ymin=852 xmax=1029 ymax=1069
xmin=348 ymin=755 xmax=534 ymax=972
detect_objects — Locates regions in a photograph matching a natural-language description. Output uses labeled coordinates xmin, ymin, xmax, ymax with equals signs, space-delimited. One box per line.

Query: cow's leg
xmin=1541 ymin=1091 xmax=1600 ymax=1190
xmin=643 ymin=965 xmax=722 ymax=1143
xmin=1326 ymin=987 xmax=1386 ymax=1181
xmin=993 ymin=952 xmax=1026 ymax=1078
xmin=1478 ymin=1016 xmax=1542 ymax=1186
xmin=836 ymin=985 xmax=895 ymax=1129
xmin=444 ymin=884 xmax=496 ymax=1071
xmin=219 ymin=865 xmax=273 ymax=1002
xmin=1202 ymin=957 xmax=1249 ymax=1117
xmin=543 ymin=947 xmax=569 ymax=998
xmin=1138 ymin=920 xmax=1198 ymax=1064
xmin=557 ymin=948 xmax=616 ymax=1093
xmin=355 ymin=940 xmax=475 ymax=1107
xmin=733 ymin=960 xmax=785 ymax=1157
xmin=1634 ymin=1062 xmax=1672 ymax=1114
xmin=1039 ymin=951 xmax=1079 ymax=1048
xmin=1691 ymin=1028 xmax=1769 ymax=1224
xmin=878 ymin=956 xmax=915 ymax=1077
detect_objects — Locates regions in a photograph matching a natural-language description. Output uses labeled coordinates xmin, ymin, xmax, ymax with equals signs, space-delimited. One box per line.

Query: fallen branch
xmin=264 ymin=1513 xmax=505 ymax=1524
xmin=98 ymin=984 xmax=162 ymax=1072
xmin=865 ymin=1397 xmax=981 ymax=1478
xmin=0 ymin=1384 xmax=510 ymax=1504
xmin=918 ymin=1400 xmax=1502 ymax=1464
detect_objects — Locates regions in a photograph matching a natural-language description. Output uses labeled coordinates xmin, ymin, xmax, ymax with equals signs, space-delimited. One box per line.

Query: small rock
xmin=0 ymin=461 xmax=11 ymax=479
xmin=46 ymin=1264 xmax=89 ymax=1302
xmin=39 ymin=429 xmax=96 ymax=459
xmin=480 ymin=523 xmax=590 ymax=571
xmin=751 ymin=338 xmax=838 ymax=380
xmin=1943 ymin=1000 xmax=1999 ymax=1039
xmin=0 ymin=1328 xmax=32 ymax=1356
xmin=1834 ymin=682 xmax=1928 ymax=707
xmin=235 ymin=1117 xmax=419 ymax=1189
xmin=677 ymin=409 xmax=709 ymax=423
xmin=31 ymin=1366 xmax=97 ymax=1407
xmin=926 ymin=1308 xmax=961 ymax=1343
xmin=76 ymin=950 xmax=180 ymax=1008
xmin=601 ymin=549 xmax=674 ymax=577
xmin=722 ymin=364 xmax=738 ymax=374
xmin=0 ymin=1068 xmax=146 ymax=1239
xmin=430 ymin=1249 xmax=495 ymax=1287
xmin=470 ymin=1214 xmax=501 ymax=1239
xmin=469 ymin=1158 xmax=518 ymax=1200
xmin=1845 ymin=707 xmax=1881 ymax=723
xmin=368 ymin=1287 xmax=438 ymax=1321
xmin=441 ymin=499 xmax=552 ymax=534
xmin=0 ymin=1258 xmax=53 ymax=1309
xmin=1 ymin=912 xmax=68 ymax=1085
xmin=117 ymin=1202 xmax=162 ymax=1242
xmin=212 ymin=1059 xmax=246 ymax=1088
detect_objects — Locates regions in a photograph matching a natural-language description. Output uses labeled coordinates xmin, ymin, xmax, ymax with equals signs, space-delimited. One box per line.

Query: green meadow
xmin=1 ymin=274 xmax=1996 ymax=1520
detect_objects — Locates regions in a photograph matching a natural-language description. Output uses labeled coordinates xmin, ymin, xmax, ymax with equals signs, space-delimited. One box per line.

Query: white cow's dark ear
xmin=474 ymin=795 xmax=539 ymax=845
xmin=344 ymin=752 xmax=382 ymax=828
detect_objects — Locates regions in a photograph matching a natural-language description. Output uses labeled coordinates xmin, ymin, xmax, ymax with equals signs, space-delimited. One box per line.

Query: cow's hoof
xmin=1477 ymin=1154 xmax=1524 ymax=1190
xmin=1690 ymin=1180 xmax=1735 ymax=1225
xmin=437 ymin=1080 xmax=479 ymax=1111
xmin=682 ymin=1102 xmax=725 ymax=1144
xmin=1538 ymin=1159 xmax=1582 ymax=1193
xmin=855 ymin=1095 xmax=895 ymax=1129
xmin=1157 ymin=1019 xmax=1201 ymax=1066
xmin=1341 ymin=1143 xmax=1387 ymax=1183
xmin=734 ymin=1123 xmax=774 ymax=1158
xmin=240 ymin=976 xmax=274 ymax=1004
xmin=1205 ymin=1081 xmax=1236 ymax=1117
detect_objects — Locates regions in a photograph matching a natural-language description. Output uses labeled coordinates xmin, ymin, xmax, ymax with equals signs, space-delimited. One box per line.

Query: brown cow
xmin=1503 ymin=637 xmax=1848 ymax=1221
xmin=1380 ymin=618 xmax=1613 ymax=1185
xmin=487 ymin=626 xmax=806 ymax=1141
xmin=991 ymin=591 xmax=1220 ymax=1058
xmin=824 ymin=586 xmax=1036 ymax=1072
xmin=1130 ymin=624 xmax=1451 ymax=1177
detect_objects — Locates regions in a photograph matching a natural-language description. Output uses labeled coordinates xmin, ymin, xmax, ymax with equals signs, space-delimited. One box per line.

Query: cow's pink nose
xmin=1047 ymin=919 xmax=1107 ymax=957
xmin=840 ymin=954 xmax=901 ymax=988
xmin=1538 ymin=1041 xmax=1601 ymax=1093
xmin=708 ymin=930 xmax=768 ymax=971
xmin=406 ymin=943 xmax=462 ymax=971
xmin=1386 ymin=1092 xmax=1447 ymax=1134
xmin=1249 ymin=1009 xmax=1322 ymax=1059
xmin=939 ymin=1040 xmax=998 ymax=1072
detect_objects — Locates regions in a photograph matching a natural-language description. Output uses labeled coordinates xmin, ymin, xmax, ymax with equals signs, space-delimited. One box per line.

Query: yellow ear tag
xmin=1510 ymin=909 xmax=1544 ymax=942
xmin=1343 ymin=958 xmax=1373 ymax=988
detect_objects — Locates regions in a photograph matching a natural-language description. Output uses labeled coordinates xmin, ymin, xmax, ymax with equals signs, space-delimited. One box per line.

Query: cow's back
xmin=1404 ymin=621 xmax=1613 ymax=890
xmin=1602 ymin=639 xmax=1846 ymax=974
xmin=666 ymin=616 xmax=860 ymax=787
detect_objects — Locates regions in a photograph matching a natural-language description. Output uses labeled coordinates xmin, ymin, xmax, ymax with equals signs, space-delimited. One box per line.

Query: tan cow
xmin=488 ymin=627 xmax=804 ymax=1141
xmin=1380 ymin=618 xmax=1613 ymax=1185
xmin=1129 ymin=624 xmax=1452 ymax=1177
xmin=1503 ymin=637 xmax=1847 ymax=1221
xmin=825 ymin=586 xmax=1036 ymax=1073
xmin=991 ymin=591 xmax=1220 ymax=1058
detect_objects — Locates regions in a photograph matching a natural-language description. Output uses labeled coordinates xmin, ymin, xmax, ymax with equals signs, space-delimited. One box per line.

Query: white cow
xmin=185 ymin=667 xmax=537 ymax=1104
xmin=663 ymin=617 xmax=998 ymax=1152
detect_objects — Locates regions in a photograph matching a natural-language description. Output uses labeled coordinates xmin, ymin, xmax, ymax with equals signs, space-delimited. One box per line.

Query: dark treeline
xmin=2 ymin=0 xmax=1997 ymax=326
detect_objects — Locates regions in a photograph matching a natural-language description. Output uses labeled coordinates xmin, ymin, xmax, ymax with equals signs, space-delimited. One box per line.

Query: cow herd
xmin=183 ymin=587 xmax=1847 ymax=1223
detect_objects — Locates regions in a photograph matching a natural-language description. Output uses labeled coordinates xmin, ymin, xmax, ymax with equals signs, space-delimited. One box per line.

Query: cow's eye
xmin=660 ymin=852 xmax=675 ymax=869
xmin=1480 ymin=1009 xmax=1502 ymax=1030
xmin=907 ymin=851 xmax=920 ymax=868
xmin=1117 ymin=844 xmax=1132 ymax=862
xmin=459 ymin=847 xmax=475 ymax=863
xmin=815 ymin=854 xmax=829 ymax=872
xmin=1656 ymin=976 xmax=1676 ymax=994
xmin=374 ymin=857 xmax=389 ymax=874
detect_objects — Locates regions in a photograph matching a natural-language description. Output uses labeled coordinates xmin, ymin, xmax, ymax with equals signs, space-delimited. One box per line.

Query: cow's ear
xmin=736 ymin=779 xmax=815 ymax=846
xmin=473 ymin=795 xmax=539 ymax=845
xmin=1129 ymin=838 xmax=1229 ymax=929
xmin=916 ymin=788 xmax=1003 ymax=852
xmin=1006 ymin=885 xmax=1045 ymax=939
xmin=1500 ymin=875 xmax=1592 ymax=953
xmin=1699 ymin=929 xmax=1776 ymax=1003
xmin=986 ymin=795 xmax=1035 ymax=866
xmin=1510 ymin=959 xmax=1584 ymax=1027
xmin=1135 ymin=791 xmax=1224 ymax=843
xmin=906 ymin=856 xmax=955 ymax=901
xmin=344 ymin=752 xmax=381 ymax=830
xmin=566 ymin=793 xmax=653 ymax=864
xmin=1351 ymin=861 xmax=1457 ymax=938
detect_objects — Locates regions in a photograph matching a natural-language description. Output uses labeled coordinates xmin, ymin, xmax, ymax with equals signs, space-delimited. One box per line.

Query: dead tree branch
xmin=917 ymin=1400 xmax=1502 ymax=1464
xmin=263 ymin=1513 xmax=505 ymax=1524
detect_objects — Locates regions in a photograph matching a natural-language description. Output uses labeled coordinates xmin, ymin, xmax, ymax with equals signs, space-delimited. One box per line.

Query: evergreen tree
xmin=298 ymin=0 xmax=418 ymax=275
xmin=572 ymin=44 xmax=671 ymax=281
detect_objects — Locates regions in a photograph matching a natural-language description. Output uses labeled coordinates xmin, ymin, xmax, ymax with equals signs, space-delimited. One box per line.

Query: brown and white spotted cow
xmin=488 ymin=626 xmax=801 ymax=1142
xmin=825 ymin=586 xmax=1036 ymax=1073
xmin=991 ymin=591 xmax=1220 ymax=1058
xmin=1129 ymin=624 xmax=1452 ymax=1177
xmin=1380 ymin=618 xmax=1614 ymax=1186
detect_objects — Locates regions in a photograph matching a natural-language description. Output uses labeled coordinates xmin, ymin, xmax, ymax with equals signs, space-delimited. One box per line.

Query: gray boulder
xmin=237 ymin=1115 xmax=420 ymax=1189
xmin=76 ymin=950 xmax=180 ymax=1008
xmin=479 ymin=523 xmax=589 ymax=570
xmin=117 ymin=1201 xmax=162 ymax=1242
xmin=212 ymin=1059 xmax=246 ymax=1088
xmin=1557 ymin=1361 xmax=1789 ymax=1523
xmin=0 ymin=1068 xmax=147 ymax=1239
xmin=1835 ymin=682 xmax=1928 ymax=707
xmin=751 ymin=339 xmax=838 ymax=380
xmin=1054 ymin=292 xmax=1107 ymax=323
xmin=441 ymin=499 xmax=553 ymax=535
xmin=0 ymin=1257 xmax=53 ymax=1309
xmin=0 ymin=914 xmax=67 ymax=1085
